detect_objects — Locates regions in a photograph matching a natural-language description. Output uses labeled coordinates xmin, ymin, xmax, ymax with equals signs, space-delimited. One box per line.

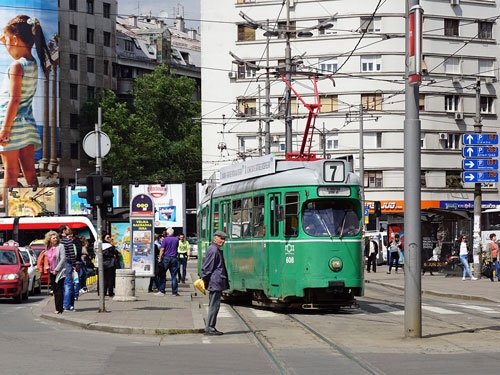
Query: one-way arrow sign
xmin=463 ymin=159 xmax=499 ymax=171
xmin=462 ymin=133 xmax=498 ymax=145
xmin=462 ymin=172 xmax=499 ymax=183
xmin=462 ymin=146 xmax=498 ymax=158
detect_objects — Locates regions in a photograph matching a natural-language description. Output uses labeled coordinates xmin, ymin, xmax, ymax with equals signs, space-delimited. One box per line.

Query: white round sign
xmin=83 ymin=131 xmax=111 ymax=158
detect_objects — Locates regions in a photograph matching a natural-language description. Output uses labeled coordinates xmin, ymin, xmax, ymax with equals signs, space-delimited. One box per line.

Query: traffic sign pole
xmin=96 ymin=107 xmax=105 ymax=312
xmin=473 ymin=78 xmax=482 ymax=279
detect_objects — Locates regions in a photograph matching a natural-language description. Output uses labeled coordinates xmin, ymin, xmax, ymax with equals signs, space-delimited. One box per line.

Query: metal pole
xmin=322 ymin=122 xmax=326 ymax=159
xmin=285 ymin=0 xmax=292 ymax=155
xmin=258 ymin=84 xmax=263 ymax=156
xmin=96 ymin=107 xmax=105 ymax=312
xmin=359 ymin=105 xmax=365 ymax=217
xmin=473 ymin=77 xmax=482 ymax=278
xmin=404 ymin=0 xmax=422 ymax=338
xmin=265 ymin=19 xmax=271 ymax=155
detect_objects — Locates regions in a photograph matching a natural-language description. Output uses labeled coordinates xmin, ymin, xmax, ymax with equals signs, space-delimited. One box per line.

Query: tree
xmin=95 ymin=66 xmax=201 ymax=187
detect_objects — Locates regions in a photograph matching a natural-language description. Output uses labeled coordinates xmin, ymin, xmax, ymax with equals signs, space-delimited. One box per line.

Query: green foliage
xmin=96 ymin=66 xmax=201 ymax=187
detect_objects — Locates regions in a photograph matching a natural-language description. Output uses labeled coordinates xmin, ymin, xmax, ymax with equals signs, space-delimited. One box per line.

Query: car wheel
xmin=22 ymin=284 xmax=29 ymax=300
xmin=14 ymin=292 xmax=22 ymax=304
xmin=30 ymin=278 xmax=35 ymax=296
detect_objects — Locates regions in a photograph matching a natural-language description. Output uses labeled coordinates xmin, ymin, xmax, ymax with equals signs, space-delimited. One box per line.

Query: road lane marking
xmin=422 ymin=304 xmax=462 ymax=315
xmin=251 ymin=309 xmax=279 ymax=318
xmin=369 ymin=303 xmax=404 ymax=315
xmin=449 ymin=304 xmax=498 ymax=314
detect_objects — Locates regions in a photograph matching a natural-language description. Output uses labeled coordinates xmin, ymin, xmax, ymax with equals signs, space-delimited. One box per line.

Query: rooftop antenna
xmin=135 ymin=1 xmax=140 ymax=16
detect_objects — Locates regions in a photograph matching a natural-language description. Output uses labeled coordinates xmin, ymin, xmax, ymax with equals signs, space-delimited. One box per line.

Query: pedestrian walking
xmin=364 ymin=235 xmax=378 ymax=273
xmin=458 ymin=235 xmax=477 ymax=281
xmin=177 ymin=233 xmax=190 ymax=283
xmin=59 ymin=225 xmax=76 ymax=311
xmin=485 ymin=233 xmax=500 ymax=282
xmin=45 ymin=231 xmax=67 ymax=314
xmin=157 ymin=228 xmax=180 ymax=296
xmin=201 ymin=231 xmax=230 ymax=336
xmin=387 ymin=234 xmax=402 ymax=274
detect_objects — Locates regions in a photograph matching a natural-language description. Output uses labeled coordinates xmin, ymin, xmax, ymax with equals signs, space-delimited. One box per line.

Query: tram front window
xmin=303 ymin=200 xmax=360 ymax=237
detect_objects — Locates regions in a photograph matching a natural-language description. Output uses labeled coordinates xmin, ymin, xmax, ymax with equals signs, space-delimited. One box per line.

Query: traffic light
xmin=78 ymin=175 xmax=97 ymax=205
xmin=102 ymin=175 xmax=114 ymax=211
xmin=77 ymin=174 xmax=113 ymax=209
xmin=374 ymin=201 xmax=382 ymax=217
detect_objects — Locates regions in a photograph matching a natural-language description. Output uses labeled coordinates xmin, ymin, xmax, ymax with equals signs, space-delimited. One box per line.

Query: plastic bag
xmin=193 ymin=279 xmax=206 ymax=295
xmin=72 ymin=270 xmax=79 ymax=284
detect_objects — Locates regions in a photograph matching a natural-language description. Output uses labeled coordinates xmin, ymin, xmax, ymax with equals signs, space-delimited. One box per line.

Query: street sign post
xmin=462 ymin=133 xmax=498 ymax=146
xmin=462 ymin=146 xmax=498 ymax=158
xmin=462 ymin=172 xmax=499 ymax=183
xmin=462 ymin=159 xmax=498 ymax=171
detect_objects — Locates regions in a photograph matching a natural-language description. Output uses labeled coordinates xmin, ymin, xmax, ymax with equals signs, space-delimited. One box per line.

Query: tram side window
xmin=232 ymin=199 xmax=242 ymax=238
xmin=213 ymin=202 xmax=220 ymax=231
xmin=241 ymin=197 xmax=253 ymax=238
xmin=284 ymin=193 xmax=300 ymax=237
xmin=269 ymin=196 xmax=280 ymax=237
xmin=253 ymin=195 xmax=265 ymax=238
xmin=200 ymin=207 xmax=207 ymax=240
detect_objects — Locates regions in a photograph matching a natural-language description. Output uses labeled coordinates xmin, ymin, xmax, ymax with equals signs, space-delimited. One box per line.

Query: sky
xmin=118 ymin=0 xmax=201 ymax=30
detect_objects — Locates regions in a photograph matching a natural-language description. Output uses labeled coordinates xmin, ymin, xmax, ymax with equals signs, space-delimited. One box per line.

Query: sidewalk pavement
xmin=365 ymin=264 xmax=500 ymax=304
xmin=33 ymin=265 xmax=500 ymax=336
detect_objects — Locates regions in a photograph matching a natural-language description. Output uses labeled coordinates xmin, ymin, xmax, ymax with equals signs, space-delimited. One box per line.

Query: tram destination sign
xmin=463 ymin=159 xmax=498 ymax=171
xmin=462 ymin=146 xmax=498 ymax=158
xmin=462 ymin=172 xmax=499 ymax=183
xmin=462 ymin=133 xmax=498 ymax=146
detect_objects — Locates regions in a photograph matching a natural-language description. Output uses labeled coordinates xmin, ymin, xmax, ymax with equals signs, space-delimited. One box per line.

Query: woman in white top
xmin=458 ymin=235 xmax=477 ymax=281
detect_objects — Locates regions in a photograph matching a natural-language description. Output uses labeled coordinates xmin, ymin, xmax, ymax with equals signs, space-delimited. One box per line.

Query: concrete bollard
xmin=113 ymin=269 xmax=138 ymax=302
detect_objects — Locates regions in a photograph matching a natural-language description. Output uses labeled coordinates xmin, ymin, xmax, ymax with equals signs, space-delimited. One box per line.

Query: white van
xmin=365 ymin=230 xmax=388 ymax=265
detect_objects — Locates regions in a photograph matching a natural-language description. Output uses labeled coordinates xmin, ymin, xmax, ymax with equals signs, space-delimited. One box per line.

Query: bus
xmin=481 ymin=208 xmax=500 ymax=245
xmin=198 ymin=158 xmax=363 ymax=309
xmin=0 ymin=216 xmax=97 ymax=247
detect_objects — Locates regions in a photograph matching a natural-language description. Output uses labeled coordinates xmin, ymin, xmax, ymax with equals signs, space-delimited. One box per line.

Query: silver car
xmin=19 ymin=247 xmax=42 ymax=295
xmin=187 ymin=237 xmax=198 ymax=258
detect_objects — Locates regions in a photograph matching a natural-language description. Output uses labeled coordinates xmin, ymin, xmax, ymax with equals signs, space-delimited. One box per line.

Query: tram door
xmin=268 ymin=193 xmax=281 ymax=296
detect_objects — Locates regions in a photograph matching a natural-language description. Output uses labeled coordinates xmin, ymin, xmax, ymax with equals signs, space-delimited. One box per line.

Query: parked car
xmin=29 ymin=240 xmax=49 ymax=287
xmin=0 ymin=243 xmax=30 ymax=303
xmin=187 ymin=237 xmax=198 ymax=258
xmin=19 ymin=247 xmax=41 ymax=295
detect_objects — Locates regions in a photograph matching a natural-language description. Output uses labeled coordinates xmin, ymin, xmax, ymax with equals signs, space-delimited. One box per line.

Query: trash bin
xmin=113 ymin=269 xmax=137 ymax=301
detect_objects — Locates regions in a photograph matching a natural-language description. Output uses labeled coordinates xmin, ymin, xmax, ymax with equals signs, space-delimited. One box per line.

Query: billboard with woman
xmin=0 ymin=1 xmax=58 ymax=207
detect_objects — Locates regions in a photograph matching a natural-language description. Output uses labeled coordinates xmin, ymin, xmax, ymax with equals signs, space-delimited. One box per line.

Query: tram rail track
xmin=229 ymin=304 xmax=385 ymax=375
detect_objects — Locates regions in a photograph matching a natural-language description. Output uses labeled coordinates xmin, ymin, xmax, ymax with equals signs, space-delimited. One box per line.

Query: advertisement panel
xmin=7 ymin=187 xmax=58 ymax=216
xmin=130 ymin=184 xmax=185 ymax=228
xmin=66 ymin=186 xmax=123 ymax=215
xmin=109 ymin=222 xmax=131 ymax=269
xmin=0 ymin=1 xmax=59 ymax=208
xmin=130 ymin=218 xmax=154 ymax=276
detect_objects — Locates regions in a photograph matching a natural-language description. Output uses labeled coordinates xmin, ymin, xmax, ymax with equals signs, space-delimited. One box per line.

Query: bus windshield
xmin=482 ymin=209 xmax=500 ymax=231
xmin=302 ymin=200 xmax=360 ymax=237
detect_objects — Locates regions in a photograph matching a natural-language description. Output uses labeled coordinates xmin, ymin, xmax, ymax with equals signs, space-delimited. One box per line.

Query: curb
xmin=366 ymin=279 xmax=499 ymax=304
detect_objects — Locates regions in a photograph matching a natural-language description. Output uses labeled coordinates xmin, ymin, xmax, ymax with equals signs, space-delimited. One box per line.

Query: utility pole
xmin=258 ymin=84 xmax=263 ymax=156
xmin=473 ymin=77 xmax=482 ymax=278
xmin=322 ymin=122 xmax=326 ymax=159
xmin=265 ymin=19 xmax=272 ymax=155
xmin=404 ymin=0 xmax=422 ymax=338
xmin=96 ymin=107 xmax=105 ymax=312
xmin=285 ymin=0 xmax=293 ymax=154
xmin=359 ymin=105 xmax=365 ymax=215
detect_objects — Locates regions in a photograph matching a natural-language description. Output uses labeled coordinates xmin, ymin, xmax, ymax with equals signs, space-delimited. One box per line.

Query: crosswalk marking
xmin=422 ymin=304 xmax=462 ymax=315
xmin=217 ymin=306 xmax=232 ymax=318
xmin=251 ymin=309 xmax=279 ymax=318
xmin=369 ymin=303 xmax=404 ymax=315
xmin=449 ymin=304 xmax=498 ymax=314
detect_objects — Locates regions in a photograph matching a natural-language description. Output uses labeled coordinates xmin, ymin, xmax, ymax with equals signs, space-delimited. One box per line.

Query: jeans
xmin=460 ymin=255 xmax=473 ymax=278
xmin=388 ymin=252 xmax=400 ymax=272
xmin=177 ymin=256 xmax=187 ymax=282
xmin=63 ymin=263 xmax=75 ymax=309
xmin=159 ymin=256 xmax=179 ymax=295
xmin=490 ymin=259 xmax=500 ymax=281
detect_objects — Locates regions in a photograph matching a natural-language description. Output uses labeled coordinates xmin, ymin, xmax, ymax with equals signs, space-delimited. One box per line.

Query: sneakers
xmin=462 ymin=277 xmax=466 ymax=281
xmin=471 ymin=276 xmax=478 ymax=281
xmin=64 ymin=306 xmax=76 ymax=312
xmin=172 ymin=293 xmax=180 ymax=297
xmin=204 ymin=329 xmax=223 ymax=336
xmin=154 ymin=291 xmax=165 ymax=296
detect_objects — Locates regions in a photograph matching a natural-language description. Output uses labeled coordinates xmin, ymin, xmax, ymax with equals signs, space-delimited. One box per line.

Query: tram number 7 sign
xmin=323 ymin=161 xmax=345 ymax=182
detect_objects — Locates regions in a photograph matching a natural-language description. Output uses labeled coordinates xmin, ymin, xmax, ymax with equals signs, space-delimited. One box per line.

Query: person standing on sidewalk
xmin=458 ymin=235 xmax=477 ymax=281
xmin=157 ymin=228 xmax=180 ymax=296
xmin=364 ymin=236 xmax=378 ymax=273
xmin=387 ymin=234 xmax=402 ymax=274
xmin=177 ymin=233 xmax=190 ymax=284
xmin=45 ymin=231 xmax=67 ymax=314
xmin=201 ymin=230 xmax=229 ymax=336
xmin=59 ymin=225 xmax=76 ymax=311
xmin=485 ymin=233 xmax=500 ymax=282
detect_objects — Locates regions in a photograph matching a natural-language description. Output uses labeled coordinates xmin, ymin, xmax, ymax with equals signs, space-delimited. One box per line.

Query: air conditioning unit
xmin=439 ymin=133 xmax=448 ymax=140
xmin=228 ymin=71 xmax=237 ymax=79
xmin=272 ymin=136 xmax=280 ymax=143
xmin=450 ymin=0 xmax=459 ymax=5
xmin=454 ymin=112 xmax=464 ymax=120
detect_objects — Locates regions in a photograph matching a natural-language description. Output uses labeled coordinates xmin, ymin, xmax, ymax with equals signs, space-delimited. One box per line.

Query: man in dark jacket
xmin=201 ymin=230 xmax=229 ymax=336
xmin=364 ymin=235 xmax=379 ymax=273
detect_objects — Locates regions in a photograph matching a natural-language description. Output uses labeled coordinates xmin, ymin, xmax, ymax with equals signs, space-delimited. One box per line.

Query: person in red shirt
xmin=486 ymin=233 xmax=500 ymax=282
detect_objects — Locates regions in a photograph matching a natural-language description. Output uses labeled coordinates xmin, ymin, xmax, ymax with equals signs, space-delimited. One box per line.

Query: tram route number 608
xmin=323 ymin=161 xmax=345 ymax=182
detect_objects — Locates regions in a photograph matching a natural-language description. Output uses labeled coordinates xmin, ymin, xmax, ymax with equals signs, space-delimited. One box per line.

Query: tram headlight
xmin=328 ymin=257 xmax=343 ymax=272
xmin=318 ymin=186 xmax=350 ymax=197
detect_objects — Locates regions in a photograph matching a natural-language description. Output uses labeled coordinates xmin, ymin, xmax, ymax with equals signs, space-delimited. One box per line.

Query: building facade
xmin=201 ymin=0 xmax=500 ymax=227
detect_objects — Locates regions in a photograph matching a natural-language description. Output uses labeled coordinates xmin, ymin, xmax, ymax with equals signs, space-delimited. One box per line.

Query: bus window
xmin=284 ymin=193 xmax=299 ymax=237
xmin=242 ymin=198 xmax=252 ymax=238
xmin=232 ymin=199 xmax=242 ymax=238
xmin=253 ymin=195 xmax=265 ymax=238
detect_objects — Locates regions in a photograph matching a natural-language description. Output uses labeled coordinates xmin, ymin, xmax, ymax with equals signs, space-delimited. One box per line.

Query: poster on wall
xmin=130 ymin=218 xmax=154 ymax=277
xmin=7 ymin=187 xmax=58 ymax=216
xmin=110 ymin=222 xmax=131 ymax=269
xmin=130 ymin=184 xmax=185 ymax=228
xmin=0 ymin=1 xmax=60 ymax=208
xmin=66 ymin=186 xmax=122 ymax=215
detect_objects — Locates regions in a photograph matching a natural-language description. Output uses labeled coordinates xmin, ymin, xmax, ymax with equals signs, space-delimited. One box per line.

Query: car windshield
xmin=33 ymin=249 xmax=44 ymax=259
xmin=303 ymin=200 xmax=360 ymax=237
xmin=0 ymin=250 xmax=19 ymax=265
xmin=19 ymin=251 xmax=30 ymax=264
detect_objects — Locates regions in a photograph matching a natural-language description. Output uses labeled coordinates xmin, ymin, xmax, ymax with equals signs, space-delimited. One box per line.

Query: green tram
xmin=197 ymin=158 xmax=364 ymax=309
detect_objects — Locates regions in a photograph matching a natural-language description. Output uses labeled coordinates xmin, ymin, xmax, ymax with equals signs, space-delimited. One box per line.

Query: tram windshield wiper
xmin=338 ymin=210 xmax=348 ymax=239
xmin=318 ymin=213 xmax=333 ymax=239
